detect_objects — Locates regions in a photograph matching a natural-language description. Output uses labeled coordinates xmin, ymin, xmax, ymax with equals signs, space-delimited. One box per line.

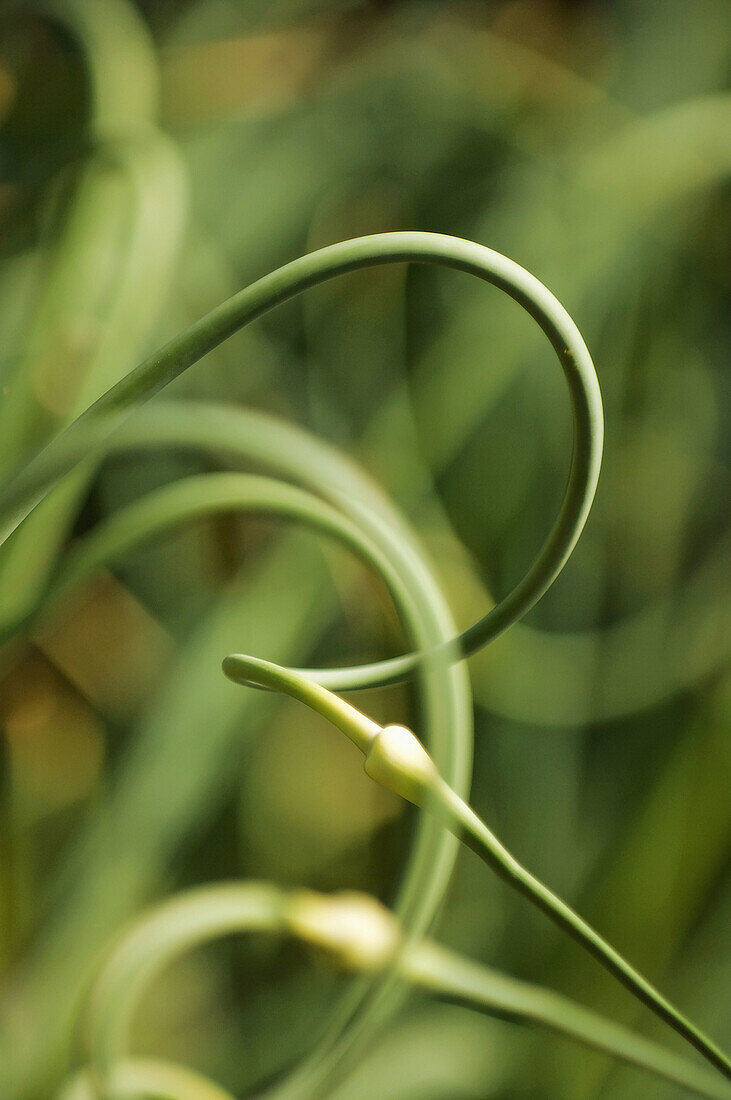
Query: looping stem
xmin=0 ymin=231 xmax=603 ymax=687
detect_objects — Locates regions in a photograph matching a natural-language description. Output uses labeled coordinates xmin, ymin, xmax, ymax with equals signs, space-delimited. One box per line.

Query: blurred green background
xmin=0 ymin=0 xmax=729 ymax=1097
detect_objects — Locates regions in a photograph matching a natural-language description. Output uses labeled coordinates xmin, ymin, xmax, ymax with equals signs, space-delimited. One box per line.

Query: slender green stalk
xmin=427 ymin=781 xmax=731 ymax=1081
xmin=63 ymin=883 xmax=730 ymax=1100
xmin=222 ymin=656 xmax=731 ymax=1083
xmin=0 ymin=232 xmax=603 ymax=688
xmin=401 ymin=940 xmax=731 ymax=1100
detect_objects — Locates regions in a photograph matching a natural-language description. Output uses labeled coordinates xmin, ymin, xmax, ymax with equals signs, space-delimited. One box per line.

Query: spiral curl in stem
xmin=0 ymin=231 xmax=602 ymax=687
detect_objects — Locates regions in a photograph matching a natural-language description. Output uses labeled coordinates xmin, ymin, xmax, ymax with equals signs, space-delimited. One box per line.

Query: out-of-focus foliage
xmin=0 ymin=1 xmax=728 ymax=1098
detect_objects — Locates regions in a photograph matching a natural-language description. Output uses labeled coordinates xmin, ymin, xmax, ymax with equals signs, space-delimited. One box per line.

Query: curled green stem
xmin=0 ymin=231 xmax=603 ymax=688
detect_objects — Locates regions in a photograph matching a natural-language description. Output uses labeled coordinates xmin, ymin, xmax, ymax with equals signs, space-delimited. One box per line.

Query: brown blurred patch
xmin=0 ymin=61 xmax=16 ymax=122
xmin=160 ymin=26 xmax=333 ymax=125
xmin=32 ymin=568 xmax=172 ymax=723
xmin=1 ymin=650 xmax=103 ymax=818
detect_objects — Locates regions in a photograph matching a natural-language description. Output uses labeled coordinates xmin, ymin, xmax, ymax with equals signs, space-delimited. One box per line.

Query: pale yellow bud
xmin=363 ymin=724 xmax=438 ymax=805
xmin=286 ymin=890 xmax=400 ymax=972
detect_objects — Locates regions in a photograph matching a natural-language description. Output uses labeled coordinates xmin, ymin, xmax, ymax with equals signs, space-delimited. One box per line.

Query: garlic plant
xmin=1 ymin=152 xmax=725 ymax=1100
